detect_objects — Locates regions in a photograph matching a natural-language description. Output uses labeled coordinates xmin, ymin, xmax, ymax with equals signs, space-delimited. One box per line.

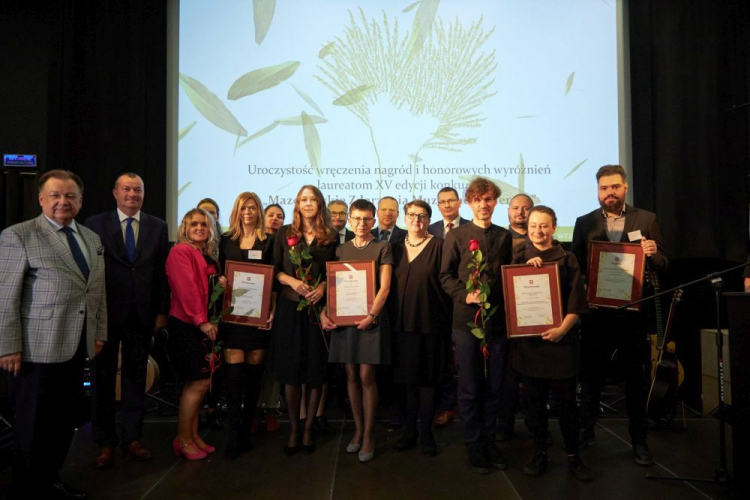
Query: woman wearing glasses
xmin=321 ymin=199 xmax=393 ymax=463
xmin=390 ymin=200 xmax=451 ymax=456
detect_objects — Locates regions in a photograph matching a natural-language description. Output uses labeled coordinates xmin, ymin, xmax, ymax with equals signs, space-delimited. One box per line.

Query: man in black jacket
xmin=571 ymin=164 xmax=668 ymax=466
xmin=440 ymin=177 xmax=513 ymax=474
xmin=85 ymin=173 xmax=170 ymax=468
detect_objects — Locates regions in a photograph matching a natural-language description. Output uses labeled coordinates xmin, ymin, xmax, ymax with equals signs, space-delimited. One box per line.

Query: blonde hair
xmin=177 ymin=208 xmax=218 ymax=259
xmin=287 ymin=185 xmax=337 ymax=245
xmin=226 ymin=192 xmax=267 ymax=242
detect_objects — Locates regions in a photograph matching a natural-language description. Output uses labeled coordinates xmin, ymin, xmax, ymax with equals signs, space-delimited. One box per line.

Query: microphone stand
xmin=617 ymin=261 xmax=747 ymax=490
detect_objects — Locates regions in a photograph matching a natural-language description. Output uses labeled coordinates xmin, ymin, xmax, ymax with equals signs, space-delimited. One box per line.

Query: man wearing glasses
xmin=428 ymin=187 xmax=470 ymax=238
xmin=372 ymin=196 xmax=406 ymax=244
xmin=328 ymin=199 xmax=354 ymax=245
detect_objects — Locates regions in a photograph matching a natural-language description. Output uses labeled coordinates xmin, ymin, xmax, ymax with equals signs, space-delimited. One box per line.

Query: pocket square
xmin=97 ymin=246 xmax=105 ymax=255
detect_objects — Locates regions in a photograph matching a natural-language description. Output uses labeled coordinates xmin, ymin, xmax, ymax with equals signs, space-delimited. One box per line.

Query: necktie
xmin=125 ymin=217 xmax=136 ymax=262
xmin=445 ymin=222 xmax=454 ymax=235
xmin=381 ymin=230 xmax=390 ymax=241
xmin=61 ymin=226 xmax=90 ymax=280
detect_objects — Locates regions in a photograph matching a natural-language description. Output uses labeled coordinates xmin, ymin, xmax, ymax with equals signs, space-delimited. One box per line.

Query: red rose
xmin=287 ymin=235 xmax=300 ymax=247
xmin=482 ymin=343 xmax=490 ymax=360
xmin=469 ymin=239 xmax=480 ymax=252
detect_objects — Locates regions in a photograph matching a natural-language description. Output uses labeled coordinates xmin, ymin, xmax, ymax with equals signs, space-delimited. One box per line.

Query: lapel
xmin=106 ymin=210 xmax=128 ymax=260
xmin=134 ymin=213 xmax=151 ymax=262
xmin=620 ymin=205 xmax=638 ymax=242
xmin=35 ymin=215 xmax=86 ymax=283
xmin=81 ymin=225 xmax=101 ymax=280
xmin=590 ymin=210 xmax=609 ymax=242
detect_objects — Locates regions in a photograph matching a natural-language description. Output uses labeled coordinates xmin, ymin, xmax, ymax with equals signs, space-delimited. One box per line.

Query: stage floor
xmin=0 ymin=400 xmax=736 ymax=500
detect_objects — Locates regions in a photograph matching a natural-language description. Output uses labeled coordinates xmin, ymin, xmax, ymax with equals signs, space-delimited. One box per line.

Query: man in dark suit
xmin=427 ymin=187 xmax=468 ymax=429
xmin=328 ymin=199 xmax=354 ymax=245
xmin=0 ymin=169 xmax=107 ymax=499
xmin=372 ymin=196 xmax=406 ymax=244
xmin=427 ymin=187 xmax=470 ymax=238
xmin=84 ymin=173 xmax=170 ymax=468
xmin=571 ymin=164 xmax=668 ymax=466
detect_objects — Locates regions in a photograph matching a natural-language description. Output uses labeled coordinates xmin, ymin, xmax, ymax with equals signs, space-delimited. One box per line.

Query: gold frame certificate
xmin=326 ymin=260 xmax=376 ymax=326
xmin=501 ymin=263 xmax=564 ymax=338
xmin=586 ymin=241 xmax=645 ymax=311
xmin=221 ymin=261 xmax=274 ymax=326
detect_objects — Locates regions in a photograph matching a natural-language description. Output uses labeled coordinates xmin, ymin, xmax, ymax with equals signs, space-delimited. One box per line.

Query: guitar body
xmin=646 ymin=287 xmax=684 ymax=423
xmin=650 ymin=336 xmax=685 ymax=386
xmin=115 ymin=347 xmax=161 ymax=401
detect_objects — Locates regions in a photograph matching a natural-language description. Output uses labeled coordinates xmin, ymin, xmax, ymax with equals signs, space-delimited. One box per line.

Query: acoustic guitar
xmin=647 ymin=284 xmax=684 ymax=422
xmin=115 ymin=345 xmax=160 ymax=401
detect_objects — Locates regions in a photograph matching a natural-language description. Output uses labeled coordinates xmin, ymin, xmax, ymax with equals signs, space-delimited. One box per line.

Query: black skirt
xmin=167 ymin=316 xmax=212 ymax=381
xmin=272 ymin=295 xmax=329 ymax=386
xmin=393 ymin=330 xmax=450 ymax=385
xmin=219 ymin=321 xmax=271 ymax=351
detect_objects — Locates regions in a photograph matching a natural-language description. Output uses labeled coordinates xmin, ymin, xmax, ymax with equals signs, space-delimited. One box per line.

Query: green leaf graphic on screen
xmin=565 ymin=72 xmax=575 ymax=96
xmin=333 ymin=84 xmax=375 ymax=106
xmin=237 ymin=122 xmax=280 ymax=149
xmin=227 ymin=61 xmax=301 ymax=100
xmin=178 ymin=122 xmax=197 ymax=141
xmin=319 ymin=42 xmax=335 ymax=59
xmin=253 ymin=0 xmax=276 ymax=45
xmin=316 ymin=8 xmax=497 ymax=196
xmin=301 ymin=111 xmax=322 ymax=176
xmin=518 ymin=152 xmax=525 ymax=194
xmin=403 ymin=1 xmax=421 ymax=13
xmin=275 ymin=115 xmax=328 ymax=126
xmin=292 ymin=84 xmax=325 ymax=116
xmin=178 ymin=182 xmax=192 ymax=196
xmin=563 ymin=158 xmax=587 ymax=179
xmin=179 ymin=73 xmax=247 ymax=136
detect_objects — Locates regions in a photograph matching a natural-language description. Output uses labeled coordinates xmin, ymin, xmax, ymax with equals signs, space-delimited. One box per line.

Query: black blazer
xmin=570 ymin=204 xmax=669 ymax=279
xmin=85 ymin=210 xmax=170 ymax=329
xmin=371 ymin=225 xmax=406 ymax=244
xmin=427 ymin=217 xmax=470 ymax=238
xmin=335 ymin=228 xmax=355 ymax=245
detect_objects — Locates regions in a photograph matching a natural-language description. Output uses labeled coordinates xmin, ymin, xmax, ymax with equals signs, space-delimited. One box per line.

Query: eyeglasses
xmin=350 ymin=217 xmax=375 ymax=225
xmin=330 ymin=211 xmax=347 ymax=217
xmin=406 ymin=213 xmax=429 ymax=221
xmin=437 ymin=198 xmax=459 ymax=206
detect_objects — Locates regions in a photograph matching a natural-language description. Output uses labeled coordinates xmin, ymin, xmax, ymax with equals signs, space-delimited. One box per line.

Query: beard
xmin=600 ymin=196 xmax=624 ymax=213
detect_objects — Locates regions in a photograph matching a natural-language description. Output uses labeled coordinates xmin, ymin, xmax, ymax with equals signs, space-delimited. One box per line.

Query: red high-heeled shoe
xmin=194 ymin=440 xmax=216 ymax=454
xmin=172 ymin=439 xmax=207 ymax=460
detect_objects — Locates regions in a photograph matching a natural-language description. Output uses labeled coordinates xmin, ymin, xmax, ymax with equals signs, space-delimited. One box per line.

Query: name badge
xmin=627 ymin=230 xmax=643 ymax=242
xmin=247 ymin=250 xmax=263 ymax=260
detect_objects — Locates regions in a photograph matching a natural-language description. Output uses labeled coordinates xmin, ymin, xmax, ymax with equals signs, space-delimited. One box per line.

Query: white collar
xmin=117 ymin=208 xmax=141 ymax=223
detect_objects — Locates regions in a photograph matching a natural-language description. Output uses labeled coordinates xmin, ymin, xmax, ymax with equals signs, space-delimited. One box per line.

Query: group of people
xmin=0 ymin=164 xmax=671 ymax=498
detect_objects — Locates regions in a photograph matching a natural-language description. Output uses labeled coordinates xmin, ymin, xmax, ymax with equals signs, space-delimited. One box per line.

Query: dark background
xmin=1 ymin=0 xmax=749 ymax=410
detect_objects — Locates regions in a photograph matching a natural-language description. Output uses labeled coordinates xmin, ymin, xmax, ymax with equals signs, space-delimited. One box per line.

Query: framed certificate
xmin=326 ymin=260 xmax=376 ymax=326
xmin=501 ymin=263 xmax=564 ymax=338
xmin=587 ymin=241 xmax=645 ymax=311
xmin=221 ymin=261 xmax=275 ymax=326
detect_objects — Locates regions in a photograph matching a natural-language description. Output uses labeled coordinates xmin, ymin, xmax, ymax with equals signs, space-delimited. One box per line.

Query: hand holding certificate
xmin=326 ymin=261 xmax=376 ymax=326
xmin=586 ymin=241 xmax=645 ymax=310
xmin=502 ymin=263 xmax=564 ymax=338
xmin=221 ymin=261 xmax=275 ymax=326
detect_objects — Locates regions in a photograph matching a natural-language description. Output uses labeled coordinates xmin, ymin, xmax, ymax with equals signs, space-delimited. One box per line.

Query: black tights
xmin=285 ymin=384 xmax=321 ymax=447
xmin=403 ymin=383 xmax=437 ymax=444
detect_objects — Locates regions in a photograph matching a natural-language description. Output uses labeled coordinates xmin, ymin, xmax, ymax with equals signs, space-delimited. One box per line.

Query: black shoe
xmin=568 ymin=454 xmax=594 ymax=481
xmin=393 ymin=434 xmax=417 ymax=452
xmin=482 ymin=441 xmax=508 ymax=470
xmin=283 ymin=442 xmax=301 ymax=456
xmin=467 ymin=442 xmax=490 ymax=474
xmin=51 ymin=478 xmax=88 ymax=499
xmin=523 ymin=451 xmax=548 ymax=476
xmin=579 ymin=429 xmax=596 ymax=448
xmin=302 ymin=442 xmax=316 ymax=454
xmin=632 ymin=440 xmax=653 ymax=466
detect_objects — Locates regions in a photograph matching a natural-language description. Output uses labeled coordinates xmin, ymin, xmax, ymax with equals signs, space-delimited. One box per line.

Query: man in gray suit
xmin=0 ymin=169 xmax=107 ymax=499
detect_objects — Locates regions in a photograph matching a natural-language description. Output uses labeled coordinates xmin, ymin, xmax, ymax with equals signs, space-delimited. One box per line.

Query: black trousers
xmin=91 ymin=307 xmax=152 ymax=447
xmin=8 ymin=335 xmax=86 ymax=492
xmin=579 ymin=311 xmax=651 ymax=441
xmin=525 ymin=376 xmax=579 ymax=454
xmin=453 ymin=330 xmax=507 ymax=444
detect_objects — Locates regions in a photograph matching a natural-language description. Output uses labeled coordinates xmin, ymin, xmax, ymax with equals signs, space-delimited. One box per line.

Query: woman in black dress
xmin=390 ymin=200 xmax=451 ymax=456
xmin=512 ymin=206 xmax=592 ymax=481
xmin=273 ymin=185 xmax=337 ymax=454
xmin=217 ymin=192 xmax=276 ymax=459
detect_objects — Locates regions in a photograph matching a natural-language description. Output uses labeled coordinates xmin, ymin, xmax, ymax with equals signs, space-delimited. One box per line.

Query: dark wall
xmin=0 ymin=0 xmax=166 ymax=224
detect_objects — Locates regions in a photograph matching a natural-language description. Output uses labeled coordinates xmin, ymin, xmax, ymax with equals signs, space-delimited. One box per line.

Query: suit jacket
xmin=334 ymin=228 xmax=355 ymax=245
xmin=571 ymin=204 xmax=669 ymax=279
xmin=427 ymin=217 xmax=470 ymax=238
xmin=371 ymin=225 xmax=406 ymax=245
xmin=85 ymin=210 xmax=170 ymax=329
xmin=0 ymin=214 xmax=107 ymax=362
